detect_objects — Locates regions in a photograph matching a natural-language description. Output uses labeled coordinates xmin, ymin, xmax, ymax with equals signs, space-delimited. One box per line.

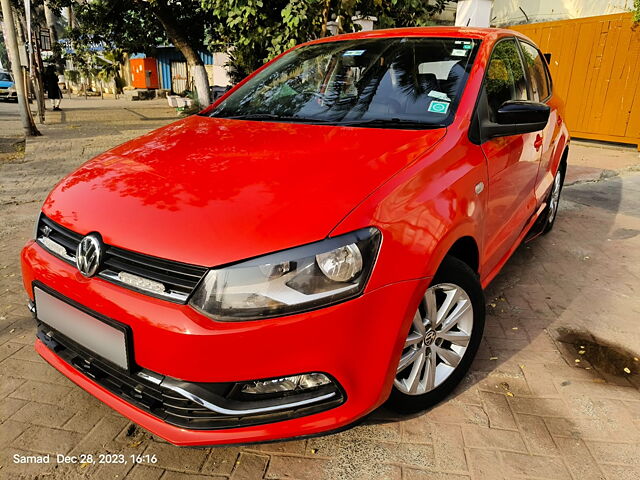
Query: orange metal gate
xmin=511 ymin=13 xmax=640 ymax=150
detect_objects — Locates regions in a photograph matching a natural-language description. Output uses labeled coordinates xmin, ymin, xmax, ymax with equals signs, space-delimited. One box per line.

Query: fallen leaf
xmin=498 ymin=382 xmax=515 ymax=397
xmin=489 ymin=356 xmax=498 ymax=361
xmin=593 ymin=378 xmax=606 ymax=383
xmin=128 ymin=440 xmax=143 ymax=448
xmin=489 ymin=303 xmax=496 ymax=308
xmin=634 ymin=357 xmax=639 ymax=362
xmin=624 ymin=367 xmax=631 ymax=374
xmin=578 ymin=350 xmax=586 ymax=355
xmin=80 ymin=463 xmax=90 ymax=469
xmin=511 ymin=327 xmax=518 ymax=330
xmin=574 ymin=359 xmax=581 ymax=363
xmin=311 ymin=448 xmax=318 ymax=454
xmin=9 ymin=328 xmax=15 ymax=333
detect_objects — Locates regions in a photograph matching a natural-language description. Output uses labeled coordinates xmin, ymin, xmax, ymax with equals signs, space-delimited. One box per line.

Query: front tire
xmin=387 ymin=256 xmax=485 ymax=413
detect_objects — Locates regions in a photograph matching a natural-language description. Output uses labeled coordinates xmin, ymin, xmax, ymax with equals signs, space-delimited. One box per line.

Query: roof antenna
xmin=519 ymin=7 xmax=529 ymax=23
xmin=466 ymin=18 xmax=471 ymax=26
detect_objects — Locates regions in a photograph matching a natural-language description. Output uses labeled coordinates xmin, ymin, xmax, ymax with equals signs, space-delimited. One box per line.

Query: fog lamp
xmin=241 ymin=373 xmax=332 ymax=394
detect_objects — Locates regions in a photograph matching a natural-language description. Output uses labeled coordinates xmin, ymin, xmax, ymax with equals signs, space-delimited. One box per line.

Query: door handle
xmin=534 ymin=134 xmax=543 ymax=151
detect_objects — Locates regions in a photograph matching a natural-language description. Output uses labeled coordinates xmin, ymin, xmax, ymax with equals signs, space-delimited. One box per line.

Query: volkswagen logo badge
xmin=424 ymin=330 xmax=436 ymax=347
xmin=76 ymin=234 xmax=103 ymax=277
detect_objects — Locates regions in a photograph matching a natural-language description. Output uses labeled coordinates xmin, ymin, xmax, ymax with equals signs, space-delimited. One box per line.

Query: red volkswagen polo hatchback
xmin=22 ymin=27 xmax=569 ymax=446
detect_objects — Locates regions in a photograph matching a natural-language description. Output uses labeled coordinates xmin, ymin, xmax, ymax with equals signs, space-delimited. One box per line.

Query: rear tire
xmin=387 ymin=256 xmax=485 ymax=413
xmin=542 ymin=164 xmax=565 ymax=234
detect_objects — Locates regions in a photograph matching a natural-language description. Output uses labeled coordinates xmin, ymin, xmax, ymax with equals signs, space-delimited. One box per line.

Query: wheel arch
xmin=426 ymin=226 xmax=481 ymax=280
xmin=444 ymin=236 xmax=480 ymax=274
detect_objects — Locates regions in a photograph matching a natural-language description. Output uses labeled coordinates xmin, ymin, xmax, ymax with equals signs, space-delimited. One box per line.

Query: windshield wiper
xmin=334 ymin=118 xmax=446 ymax=129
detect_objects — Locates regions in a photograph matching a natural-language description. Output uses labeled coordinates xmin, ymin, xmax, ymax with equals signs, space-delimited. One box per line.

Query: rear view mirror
xmin=481 ymin=100 xmax=550 ymax=139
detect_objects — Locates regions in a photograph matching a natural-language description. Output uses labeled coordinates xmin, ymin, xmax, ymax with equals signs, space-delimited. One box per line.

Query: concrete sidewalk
xmin=1 ymin=99 xmax=639 ymax=480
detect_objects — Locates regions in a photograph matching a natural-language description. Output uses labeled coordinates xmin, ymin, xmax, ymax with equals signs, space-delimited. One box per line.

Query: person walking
xmin=44 ymin=65 xmax=62 ymax=111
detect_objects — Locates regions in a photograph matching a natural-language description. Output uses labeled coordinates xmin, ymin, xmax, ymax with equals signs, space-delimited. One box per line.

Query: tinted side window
xmin=485 ymin=39 xmax=528 ymax=122
xmin=519 ymin=41 xmax=550 ymax=101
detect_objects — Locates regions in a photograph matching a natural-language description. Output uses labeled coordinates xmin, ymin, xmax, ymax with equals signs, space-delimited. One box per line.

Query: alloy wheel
xmin=547 ymin=170 xmax=562 ymax=224
xmin=394 ymin=283 xmax=473 ymax=396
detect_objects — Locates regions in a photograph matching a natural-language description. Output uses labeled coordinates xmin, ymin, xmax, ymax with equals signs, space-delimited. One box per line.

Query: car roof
xmin=304 ymin=26 xmax=522 ymax=45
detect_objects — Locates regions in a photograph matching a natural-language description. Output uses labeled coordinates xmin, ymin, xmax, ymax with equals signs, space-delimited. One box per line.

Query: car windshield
xmin=207 ymin=37 xmax=478 ymax=128
xmin=0 ymin=72 xmax=13 ymax=82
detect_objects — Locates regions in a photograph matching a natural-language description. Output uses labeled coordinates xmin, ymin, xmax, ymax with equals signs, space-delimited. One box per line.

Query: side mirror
xmin=481 ymin=100 xmax=550 ymax=139
xmin=543 ymin=53 xmax=552 ymax=64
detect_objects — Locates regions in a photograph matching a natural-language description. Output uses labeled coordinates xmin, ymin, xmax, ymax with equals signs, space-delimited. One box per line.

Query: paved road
xmin=0 ymin=98 xmax=639 ymax=480
xmin=0 ymin=100 xmax=25 ymax=139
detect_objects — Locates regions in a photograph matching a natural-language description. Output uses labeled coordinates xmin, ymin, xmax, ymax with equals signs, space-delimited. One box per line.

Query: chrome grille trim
xmin=35 ymin=215 xmax=208 ymax=303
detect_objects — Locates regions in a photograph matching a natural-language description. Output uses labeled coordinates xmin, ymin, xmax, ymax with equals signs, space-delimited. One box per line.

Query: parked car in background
xmin=0 ymin=71 xmax=18 ymax=101
xmin=22 ymin=26 xmax=569 ymax=446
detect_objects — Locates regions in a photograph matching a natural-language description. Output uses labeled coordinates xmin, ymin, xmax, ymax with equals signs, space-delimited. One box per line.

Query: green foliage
xmin=357 ymin=0 xmax=449 ymax=28
xmin=95 ymin=49 xmax=126 ymax=93
xmin=48 ymin=0 xmax=166 ymax=55
xmin=64 ymin=69 xmax=80 ymax=84
xmin=634 ymin=0 xmax=640 ymax=23
xmin=204 ymin=0 xmax=324 ymax=82
xmin=202 ymin=0 xmax=450 ymax=83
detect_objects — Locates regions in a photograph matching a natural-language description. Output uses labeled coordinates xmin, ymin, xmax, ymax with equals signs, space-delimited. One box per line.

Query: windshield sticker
xmin=343 ymin=50 xmax=366 ymax=56
xmin=455 ymin=40 xmax=473 ymax=50
xmin=428 ymin=90 xmax=451 ymax=101
xmin=451 ymin=49 xmax=468 ymax=57
xmin=428 ymin=101 xmax=450 ymax=114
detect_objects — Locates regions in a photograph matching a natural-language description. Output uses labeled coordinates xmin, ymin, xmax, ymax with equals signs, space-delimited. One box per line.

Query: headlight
xmin=189 ymin=227 xmax=381 ymax=321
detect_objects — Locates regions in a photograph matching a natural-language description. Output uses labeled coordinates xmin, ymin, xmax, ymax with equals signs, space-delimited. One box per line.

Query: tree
xmin=140 ymin=0 xmax=211 ymax=108
xmin=0 ymin=35 xmax=9 ymax=69
xmin=1 ymin=0 xmax=41 ymax=135
xmin=48 ymin=0 xmax=212 ymax=107
xmin=202 ymin=0 xmax=451 ymax=83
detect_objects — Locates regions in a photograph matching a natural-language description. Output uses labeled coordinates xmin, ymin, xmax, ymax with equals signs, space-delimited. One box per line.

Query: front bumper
xmin=22 ymin=240 xmax=427 ymax=445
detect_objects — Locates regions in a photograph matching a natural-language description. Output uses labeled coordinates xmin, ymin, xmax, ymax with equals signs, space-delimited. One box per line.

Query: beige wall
xmin=492 ymin=0 xmax=635 ymax=26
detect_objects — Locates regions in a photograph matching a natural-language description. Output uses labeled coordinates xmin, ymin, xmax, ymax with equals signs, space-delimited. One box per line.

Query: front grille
xmin=37 ymin=322 xmax=344 ymax=431
xmin=36 ymin=215 xmax=208 ymax=303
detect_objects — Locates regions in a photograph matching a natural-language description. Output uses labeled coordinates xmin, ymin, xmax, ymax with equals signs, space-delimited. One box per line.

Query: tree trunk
xmin=147 ymin=0 xmax=210 ymax=108
xmin=320 ymin=0 xmax=331 ymax=37
xmin=0 ymin=0 xmax=40 ymax=136
xmin=43 ymin=4 xmax=58 ymax=42
xmin=44 ymin=2 xmax=65 ymax=72
xmin=66 ymin=6 xmax=74 ymax=30
xmin=32 ymin=39 xmax=46 ymax=123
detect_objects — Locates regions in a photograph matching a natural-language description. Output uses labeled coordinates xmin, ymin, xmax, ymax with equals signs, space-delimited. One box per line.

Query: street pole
xmin=0 ymin=0 xmax=40 ymax=136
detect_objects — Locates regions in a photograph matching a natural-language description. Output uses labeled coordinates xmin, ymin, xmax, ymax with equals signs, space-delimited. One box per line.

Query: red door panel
xmin=481 ymin=132 xmax=539 ymax=274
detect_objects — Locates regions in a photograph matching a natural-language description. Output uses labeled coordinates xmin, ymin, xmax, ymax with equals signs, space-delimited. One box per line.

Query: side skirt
xmin=480 ymin=200 xmax=547 ymax=289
